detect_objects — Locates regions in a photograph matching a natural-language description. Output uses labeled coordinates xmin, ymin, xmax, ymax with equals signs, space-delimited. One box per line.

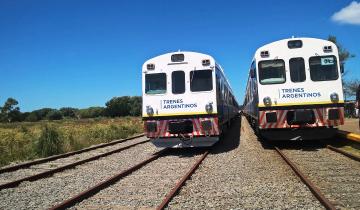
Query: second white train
xmin=243 ymin=37 xmax=345 ymax=140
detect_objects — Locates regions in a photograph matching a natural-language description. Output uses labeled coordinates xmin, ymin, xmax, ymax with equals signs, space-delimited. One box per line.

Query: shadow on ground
xmin=162 ymin=116 xmax=242 ymax=157
xmin=210 ymin=116 xmax=241 ymax=154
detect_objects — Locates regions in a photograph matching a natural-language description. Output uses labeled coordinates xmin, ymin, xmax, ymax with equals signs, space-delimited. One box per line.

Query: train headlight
xmin=205 ymin=102 xmax=213 ymax=113
xmin=146 ymin=106 xmax=154 ymax=115
xmin=330 ymin=93 xmax=339 ymax=102
xmin=263 ymin=97 xmax=272 ymax=106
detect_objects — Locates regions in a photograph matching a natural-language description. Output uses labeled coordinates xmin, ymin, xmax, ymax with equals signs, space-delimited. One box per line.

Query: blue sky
xmin=0 ymin=0 xmax=359 ymax=112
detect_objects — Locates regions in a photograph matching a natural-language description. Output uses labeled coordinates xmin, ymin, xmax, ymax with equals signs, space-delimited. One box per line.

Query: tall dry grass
xmin=0 ymin=117 xmax=142 ymax=167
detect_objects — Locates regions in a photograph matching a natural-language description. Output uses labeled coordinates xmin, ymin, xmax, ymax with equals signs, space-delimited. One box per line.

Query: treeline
xmin=0 ymin=96 xmax=142 ymax=123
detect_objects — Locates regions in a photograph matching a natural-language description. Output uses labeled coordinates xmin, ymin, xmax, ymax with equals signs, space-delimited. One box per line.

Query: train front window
xmin=172 ymin=71 xmax=185 ymax=94
xmin=290 ymin=57 xmax=306 ymax=82
xmin=190 ymin=70 xmax=213 ymax=92
xmin=258 ymin=59 xmax=286 ymax=84
xmin=145 ymin=73 xmax=166 ymax=94
xmin=309 ymin=56 xmax=338 ymax=81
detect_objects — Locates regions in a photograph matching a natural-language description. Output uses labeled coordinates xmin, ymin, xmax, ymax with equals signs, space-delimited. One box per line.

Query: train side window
xmin=250 ymin=61 xmax=256 ymax=78
xmin=309 ymin=55 xmax=338 ymax=81
xmin=172 ymin=71 xmax=185 ymax=94
xmin=258 ymin=59 xmax=286 ymax=85
xmin=145 ymin=73 xmax=167 ymax=94
xmin=190 ymin=70 xmax=213 ymax=92
xmin=289 ymin=57 xmax=306 ymax=82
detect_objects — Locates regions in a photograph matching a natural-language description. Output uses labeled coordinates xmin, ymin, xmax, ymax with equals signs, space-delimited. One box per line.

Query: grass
xmin=0 ymin=116 xmax=143 ymax=167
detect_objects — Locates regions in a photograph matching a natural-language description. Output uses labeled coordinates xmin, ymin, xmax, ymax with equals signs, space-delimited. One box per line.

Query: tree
xmin=129 ymin=96 xmax=142 ymax=116
xmin=31 ymin=108 xmax=55 ymax=121
xmin=0 ymin=98 xmax=21 ymax=122
xmin=59 ymin=107 xmax=78 ymax=118
xmin=105 ymin=96 xmax=131 ymax=117
xmin=328 ymin=35 xmax=355 ymax=64
xmin=328 ymin=35 xmax=356 ymax=101
xmin=343 ymin=79 xmax=360 ymax=100
xmin=78 ymin=107 xmax=105 ymax=118
xmin=46 ymin=110 xmax=63 ymax=120
xmin=25 ymin=112 xmax=40 ymax=122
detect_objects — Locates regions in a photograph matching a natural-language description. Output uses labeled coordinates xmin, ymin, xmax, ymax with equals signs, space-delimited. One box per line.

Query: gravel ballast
xmin=167 ymin=117 xmax=323 ymax=209
xmin=73 ymin=148 xmax=205 ymax=209
xmin=0 ymin=136 xmax=158 ymax=210
xmin=282 ymin=144 xmax=360 ymax=209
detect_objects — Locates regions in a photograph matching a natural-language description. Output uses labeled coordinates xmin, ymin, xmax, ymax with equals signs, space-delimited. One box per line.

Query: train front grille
xmin=287 ymin=109 xmax=315 ymax=125
xmin=168 ymin=120 xmax=193 ymax=134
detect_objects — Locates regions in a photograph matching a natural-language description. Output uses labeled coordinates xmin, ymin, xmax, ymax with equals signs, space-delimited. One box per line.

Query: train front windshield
xmin=190 ymin=70 xmax=213 ymax=92
xmin=309 ymin=56 xmax=338 ymax=81
xmin=258 ymin=60 xmax=286 ymax=84
xmin=145 ymin=73 xmax=166 ymax=94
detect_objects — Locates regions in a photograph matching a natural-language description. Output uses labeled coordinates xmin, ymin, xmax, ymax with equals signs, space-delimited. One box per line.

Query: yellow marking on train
xmin=337 ymin=130 xmax=360 ymax=143
xmin=258 ymin=100 xmax=344 ymax=108
xmin=143 ymin=112 xmax=217 ymax=118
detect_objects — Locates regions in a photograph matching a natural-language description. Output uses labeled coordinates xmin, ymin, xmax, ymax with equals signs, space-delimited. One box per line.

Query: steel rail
xmin=327 ymin=145 xmax=360 ymax=162
xmin=274 ymin=147 xmax=336 ymax=210
xmin=0 ymin=134 xmax=145 ymax=174
xmin=0 ymin=139 xmax=149 ymax=190
xmin=156 ymin=150 xmax=209 ymax=210
xmin=49 ymin=149 xmax=168 ymax=210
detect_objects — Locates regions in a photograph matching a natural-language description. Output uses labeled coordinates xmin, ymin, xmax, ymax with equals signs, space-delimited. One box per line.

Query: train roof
xmin=142 ymin=51 xmax=224 ymax=71
xmin=253 ymin=37 xmax=339 ymax=60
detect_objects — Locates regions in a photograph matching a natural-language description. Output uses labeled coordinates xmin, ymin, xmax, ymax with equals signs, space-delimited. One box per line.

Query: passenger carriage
xmin=142 ymin=51 xmax=239 ymax=147
xmin=243 ymin=38 xmax=345 ymax=140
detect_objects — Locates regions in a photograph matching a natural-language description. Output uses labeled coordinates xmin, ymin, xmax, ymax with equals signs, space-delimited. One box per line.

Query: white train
xmin=142 ymin=51 xmax=239 ymax=147
xmin=243 ymin=37 xmax=345 ymax=140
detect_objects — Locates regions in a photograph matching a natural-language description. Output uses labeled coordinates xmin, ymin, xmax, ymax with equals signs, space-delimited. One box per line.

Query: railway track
xmin=0 ymin=134 xmax=144 ymax=174
xmin=274 ymin=142 xmax=360 ymax=209
xmin=0 ymin=134 xmax=147 ymax=190
xmin=49 ymin=149 xmax=209 ymax=209
xmin=0 ymin=135 xmax=157 ymax=210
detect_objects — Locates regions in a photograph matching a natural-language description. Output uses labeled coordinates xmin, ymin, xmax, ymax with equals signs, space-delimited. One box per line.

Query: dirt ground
xmin=339 ymin=118 xmax=360 ymax=134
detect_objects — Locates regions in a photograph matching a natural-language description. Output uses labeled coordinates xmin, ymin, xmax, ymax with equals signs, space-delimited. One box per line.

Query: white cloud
xmin=332 ymin=1 xmax=360 ymax=25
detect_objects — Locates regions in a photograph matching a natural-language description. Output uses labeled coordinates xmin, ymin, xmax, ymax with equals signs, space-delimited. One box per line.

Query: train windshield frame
xmin=145 ymin=73 xmax=167 ymax=94
xmin=309 ymin=55 xmax=339 ymax=81
xmin=172 ymin=70 xmax=185 ymax=94
xmin=258 ymin=59 xmax=286 ymax=85
xmin=190 ymin=70 xmax=213 ymax=92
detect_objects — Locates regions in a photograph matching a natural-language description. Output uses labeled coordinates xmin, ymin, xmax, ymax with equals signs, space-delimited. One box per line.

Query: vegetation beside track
xmin=0 ymin=117 xmax=142 ymax=167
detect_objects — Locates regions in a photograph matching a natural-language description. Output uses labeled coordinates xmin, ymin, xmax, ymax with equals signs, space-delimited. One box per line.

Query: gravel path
xmin=0 ymin=136 xmax=159 ymax=210
xmin=0 ymin=136 xmax=147 ymax=185
xmin=167 ymin=117 xmax=323 ymax=209
xmin=282 ymin=144 xmax=360 ymax=209
xmin=73 ymin=148 xmax=205 ymax=209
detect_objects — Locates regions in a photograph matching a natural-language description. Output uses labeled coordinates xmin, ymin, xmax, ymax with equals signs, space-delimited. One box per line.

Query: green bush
xmin=35 ymin=126 xmax=64 ymax=157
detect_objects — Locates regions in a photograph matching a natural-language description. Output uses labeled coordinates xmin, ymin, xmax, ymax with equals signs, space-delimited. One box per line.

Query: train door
xmin=216 ymin=70 xmax=224 ymax=125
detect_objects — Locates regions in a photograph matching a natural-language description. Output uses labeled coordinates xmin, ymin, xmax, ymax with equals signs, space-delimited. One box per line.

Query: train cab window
xmin=172 ymin=71 xmax=185 ymax=94
xmin=145 ymin=73 xmax=166 ymax=94
xmin=258 ymin=59 xmax=286 ymax=85
xmin=190 ymin=70 xmax=213 ymax=92
xmin=309 ymin=56 xmax=338 ymax=81
xmin=289 ymin=57 xmax=306 ymax=82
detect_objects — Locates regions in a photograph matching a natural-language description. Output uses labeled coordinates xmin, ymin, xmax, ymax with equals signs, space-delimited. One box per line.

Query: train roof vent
xmin=171 ymin=53 xmax=184 ymax=62
xmin=323 ymin=46 xmax=333 ymax=53
xmin=147 ymin=63 xmax=155 ymax=70
xmin=260 ymin=51 xmax=269 ymax=58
